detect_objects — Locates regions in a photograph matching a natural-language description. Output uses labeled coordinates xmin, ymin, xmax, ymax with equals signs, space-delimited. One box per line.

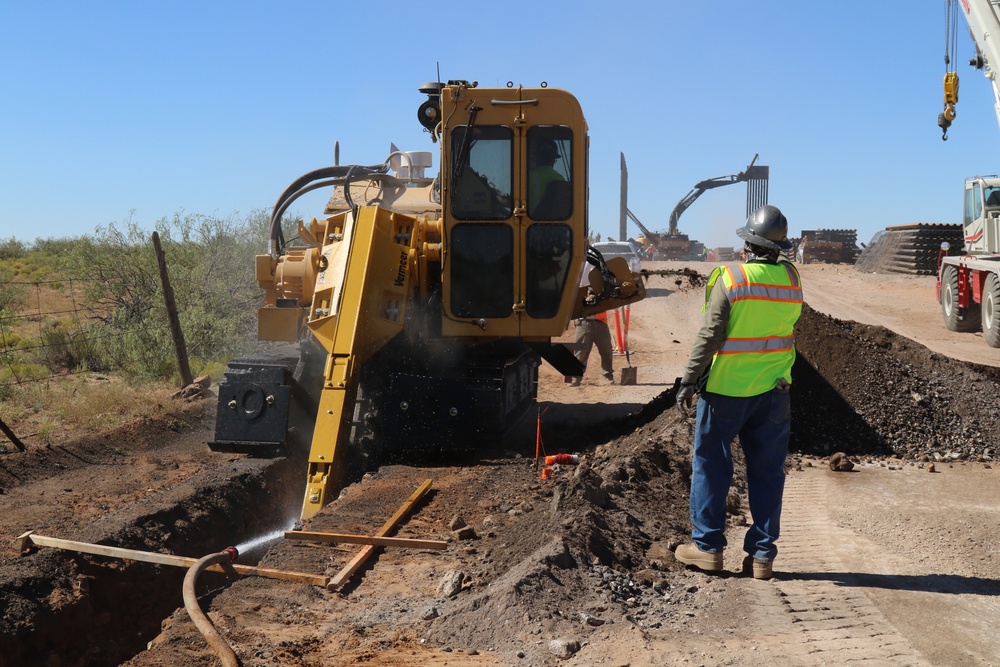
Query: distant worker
xmin=673 ymin=205 xmax=803 ymax=581
xmin=569 ymin=310 xmax=615 ymax=386
xmin=645 ymin=244 xmax=656 ymax=261
xmin=529 ymin=139 xmax=566 ymax=213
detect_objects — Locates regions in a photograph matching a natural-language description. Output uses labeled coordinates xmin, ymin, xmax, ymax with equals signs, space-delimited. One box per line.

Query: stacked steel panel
xmin=712 ymin=247 xmax=738 ymax=262
xmin=798 ymin=229 xmax=860 ymax=264
xmin=854 ymin=223 xmax=964 ymax=275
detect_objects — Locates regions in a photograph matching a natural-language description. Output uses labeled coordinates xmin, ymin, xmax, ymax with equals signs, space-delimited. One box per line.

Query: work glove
xmin=676 ymin=383 xmax=696 ymax=418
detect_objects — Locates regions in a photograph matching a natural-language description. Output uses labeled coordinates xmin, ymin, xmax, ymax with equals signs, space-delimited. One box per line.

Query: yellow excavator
xmin=209 ymin=80 xmax=646 ymax=519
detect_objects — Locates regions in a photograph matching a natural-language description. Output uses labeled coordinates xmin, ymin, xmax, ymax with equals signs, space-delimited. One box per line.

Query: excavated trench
xmin=3 ymin=305 xmax=1000 ymax=667
xmin=0 ymin=452 xmax=307 ymax=667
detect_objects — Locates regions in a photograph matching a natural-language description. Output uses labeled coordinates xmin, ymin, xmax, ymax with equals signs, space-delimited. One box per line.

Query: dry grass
xmin=0 ymin=375 xmax=179 ymax=450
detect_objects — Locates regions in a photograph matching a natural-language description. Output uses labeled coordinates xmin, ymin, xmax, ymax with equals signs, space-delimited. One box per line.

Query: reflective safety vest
xmin=704 ymin=261 xmax=803 ymax=397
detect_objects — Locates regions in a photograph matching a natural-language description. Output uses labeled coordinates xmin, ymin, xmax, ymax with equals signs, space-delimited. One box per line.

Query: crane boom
xmin=943 ymin=0 xmax=1000 ymax=137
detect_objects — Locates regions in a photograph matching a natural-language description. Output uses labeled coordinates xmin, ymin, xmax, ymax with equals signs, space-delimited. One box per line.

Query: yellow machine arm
xmin=297 ymin=208 xmax=437 ymax=518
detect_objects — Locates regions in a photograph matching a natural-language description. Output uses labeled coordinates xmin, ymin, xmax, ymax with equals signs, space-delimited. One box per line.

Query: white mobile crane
xmin=936 ymin=0 xmax=1000 ymax=347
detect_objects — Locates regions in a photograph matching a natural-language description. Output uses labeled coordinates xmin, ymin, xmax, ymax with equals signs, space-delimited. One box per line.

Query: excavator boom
xmin=667 ymin=154 xmax=768 ymax=234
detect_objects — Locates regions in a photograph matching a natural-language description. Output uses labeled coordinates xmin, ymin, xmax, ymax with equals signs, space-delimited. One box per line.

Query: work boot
xmin=673 ymin=543 xmax=723 ymax=573
xmin=603 ymin=375 xmax=615 ymax=384
xmin=570 ymin=377 xmax=581 ymax=387
xmin=741 ymin=555 xmax=773 ymax=580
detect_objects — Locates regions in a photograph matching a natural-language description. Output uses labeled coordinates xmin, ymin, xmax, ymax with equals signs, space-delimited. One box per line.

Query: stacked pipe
xmin=854 ymin=223 xmax=964 ymax=275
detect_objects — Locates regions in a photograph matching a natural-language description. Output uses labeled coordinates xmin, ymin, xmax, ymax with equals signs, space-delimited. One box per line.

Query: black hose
xmin=183 ymin=548 xmax=241 ymax=667
xmin=268 ymin=163 xmax=392 ymax=256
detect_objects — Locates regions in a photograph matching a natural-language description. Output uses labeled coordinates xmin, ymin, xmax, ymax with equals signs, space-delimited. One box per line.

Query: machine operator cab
xmin=963 ymin=175 xmax=1000 ymax=254
xmin=424 ymin=80 xmax=589 ymax=339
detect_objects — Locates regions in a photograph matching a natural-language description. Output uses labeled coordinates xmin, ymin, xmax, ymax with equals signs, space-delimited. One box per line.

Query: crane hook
xmin=938 ymin=110 xmax=954 ymax=141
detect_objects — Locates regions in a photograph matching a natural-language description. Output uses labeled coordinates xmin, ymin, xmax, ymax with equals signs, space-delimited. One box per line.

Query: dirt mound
xmin=793 ymin=304 xmax=1000 ymax=460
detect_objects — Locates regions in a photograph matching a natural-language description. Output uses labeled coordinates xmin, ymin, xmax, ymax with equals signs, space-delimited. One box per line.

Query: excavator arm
xmin=667 ymin=154 xmax=764 ymax=234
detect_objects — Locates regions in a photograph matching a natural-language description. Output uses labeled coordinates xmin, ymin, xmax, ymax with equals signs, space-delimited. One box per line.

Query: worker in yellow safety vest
xmin=672 ymin=205 xmax=803 ymax=581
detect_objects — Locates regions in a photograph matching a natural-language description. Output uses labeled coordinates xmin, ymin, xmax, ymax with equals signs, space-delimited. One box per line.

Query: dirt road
xmin=2 ymin=261 xmax=1000 ymax=667
xmin=537 ymin=262 xmax=1000 ymax=666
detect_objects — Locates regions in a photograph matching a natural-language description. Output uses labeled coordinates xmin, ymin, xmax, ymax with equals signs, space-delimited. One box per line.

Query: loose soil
xmin=2 ymin=262 xmax=1000 ymax=667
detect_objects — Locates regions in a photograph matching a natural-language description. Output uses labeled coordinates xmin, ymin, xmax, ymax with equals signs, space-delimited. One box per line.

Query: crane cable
xmin=941 ymin=0 xmax=961 ymax=140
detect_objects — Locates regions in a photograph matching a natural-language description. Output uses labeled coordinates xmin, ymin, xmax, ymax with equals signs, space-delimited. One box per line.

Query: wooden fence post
xmin=151 ymin=232 xmax=193 ymax=388
xmin=0 ymin=417 xmax=26 ymax=452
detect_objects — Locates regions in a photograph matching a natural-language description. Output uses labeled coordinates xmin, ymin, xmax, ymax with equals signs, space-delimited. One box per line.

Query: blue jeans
xmin=689 ymin=388 xmax=790 ymax=561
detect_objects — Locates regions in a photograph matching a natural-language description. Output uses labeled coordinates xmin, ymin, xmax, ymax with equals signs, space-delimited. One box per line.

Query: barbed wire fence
xmin=1 ymin=241 xmax=208 ymax=452
xmin=0 ymin=277 xmax=103 ymax=387
xmin=0 ymin=277 xmax=105 ymax=452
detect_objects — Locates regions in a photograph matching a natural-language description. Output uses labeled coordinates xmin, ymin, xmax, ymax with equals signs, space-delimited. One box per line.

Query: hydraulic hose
xmin=182 ymin=547 xmax=241 ymax=667
xmin=267 ymin=163 xmax=393 ymax=257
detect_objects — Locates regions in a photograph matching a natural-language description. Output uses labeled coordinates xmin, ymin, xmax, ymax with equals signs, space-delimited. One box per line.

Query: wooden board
xmin=284 ymin=530 xmax=446 ymax=550
xmin=327 ymin=479 xmax=433 ymax=589
xmin=15 ymin=531 xmax=330 ymax=587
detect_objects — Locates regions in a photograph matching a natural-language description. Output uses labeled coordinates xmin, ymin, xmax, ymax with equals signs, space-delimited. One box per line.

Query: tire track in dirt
xmin=743 ymin=468 xmax=931 ymax=666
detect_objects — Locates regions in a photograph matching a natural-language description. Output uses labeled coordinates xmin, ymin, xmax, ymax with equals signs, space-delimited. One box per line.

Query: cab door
xmin=518 ymin=90 xmax=587 ymax=337
xmin=440 ymin=85 xmax=587 ymax=338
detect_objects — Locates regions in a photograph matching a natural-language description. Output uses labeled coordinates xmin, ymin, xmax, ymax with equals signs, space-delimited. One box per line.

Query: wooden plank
xmin=284 ymin=530 xmax=446 ymax=550
xmin=327 ymin=479 xmax=433 ymax=589
xmin=17 ymin=532 xmax=330 ymax=587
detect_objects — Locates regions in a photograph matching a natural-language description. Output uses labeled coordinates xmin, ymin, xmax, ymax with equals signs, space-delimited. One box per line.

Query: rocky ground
xmin=2 ymin=262 xmax=1000 ymax=667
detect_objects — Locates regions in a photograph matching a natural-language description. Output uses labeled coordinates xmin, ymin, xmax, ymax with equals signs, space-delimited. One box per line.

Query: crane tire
xmin=982 ymin=273 xmax=1000 ymax=347
xmin=941 ymin=265 xmax=981 ymax=332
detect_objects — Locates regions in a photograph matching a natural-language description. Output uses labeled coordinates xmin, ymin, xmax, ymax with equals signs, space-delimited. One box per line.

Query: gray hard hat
xmin=736 ymin=205 xmax=793 ymax=251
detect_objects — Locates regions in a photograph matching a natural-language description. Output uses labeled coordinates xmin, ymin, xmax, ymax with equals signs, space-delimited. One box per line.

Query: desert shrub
xmin=37 ymin=322 xmax=75 ymax=371
xmin=0 ymin=361 xmax=49 ymax=384
xmin=36 ymin=420 xmax=56 ymax=446
xmin=34 ymin=319 xmax=106 ymax=373
xmin=0 ymin=331 xmax=22 ymax=348
xmin=59 ymin=210 xmax=273 ymax=379
xmin=0 ymin=269 xmax=27 ymax=314
xmin=0 ymin=238 xmax=27 ymax=260
xmin=198 ymin=359 xmax=229 ymax=382
xmin=31 ymin=237 xmax=81 ymax=256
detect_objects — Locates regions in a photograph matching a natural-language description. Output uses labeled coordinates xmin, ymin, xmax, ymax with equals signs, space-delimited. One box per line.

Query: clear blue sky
xmin=2 ymin=2 xmax=997 ymax=251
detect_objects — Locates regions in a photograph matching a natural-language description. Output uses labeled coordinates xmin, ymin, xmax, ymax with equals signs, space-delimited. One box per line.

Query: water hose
xmin=182 ymin=547 xmax=241 ymax=667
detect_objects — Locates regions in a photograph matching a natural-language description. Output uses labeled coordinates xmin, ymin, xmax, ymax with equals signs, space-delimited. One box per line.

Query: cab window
xmin=968 ymin=183 xmax=983 ymax=225
xmin=450 ymin=126 xmax=513 ymax=220
xmin=527 ymin=127 xmax=572 ymax=220
xmin=449 ymin=223 xmax=513 ymax=318
xmin=525 ymin=224 xmax=572 ymax=318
